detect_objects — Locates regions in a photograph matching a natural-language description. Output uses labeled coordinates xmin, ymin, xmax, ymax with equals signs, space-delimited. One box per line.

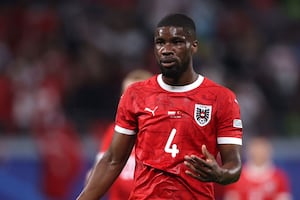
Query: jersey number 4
xmin=164 ymin=128 xmax=179 ymax=158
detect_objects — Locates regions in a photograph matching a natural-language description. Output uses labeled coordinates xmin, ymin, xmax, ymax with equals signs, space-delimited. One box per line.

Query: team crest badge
xmin=194 ymin=104 xmax=212 ymax=126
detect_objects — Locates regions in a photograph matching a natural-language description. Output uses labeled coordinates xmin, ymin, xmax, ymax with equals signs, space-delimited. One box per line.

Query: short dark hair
xmin=157 ymin=13 xmax=196 ymax=33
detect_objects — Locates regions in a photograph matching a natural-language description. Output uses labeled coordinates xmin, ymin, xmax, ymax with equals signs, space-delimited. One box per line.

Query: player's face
xmin=247 ymin=138 xmax=272 ymax=166
xmin=154 ymin=26 xmax=197 ymax=79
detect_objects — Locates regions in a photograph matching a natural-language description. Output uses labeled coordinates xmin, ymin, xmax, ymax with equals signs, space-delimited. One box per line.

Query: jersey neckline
xmin=157 ymin=74 xmax=204 ymax=92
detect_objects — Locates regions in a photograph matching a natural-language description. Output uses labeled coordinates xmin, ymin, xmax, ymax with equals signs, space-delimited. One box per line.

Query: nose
xmin=161 ymin=43 xmax=174 ymax=56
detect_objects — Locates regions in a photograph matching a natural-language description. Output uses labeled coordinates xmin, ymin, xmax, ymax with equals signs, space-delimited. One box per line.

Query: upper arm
xmin=105 ymin=130 xmax=136 ymax=165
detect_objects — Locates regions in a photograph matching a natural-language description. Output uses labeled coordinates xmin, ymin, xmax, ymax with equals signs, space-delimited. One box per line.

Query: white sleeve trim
xmin=115 ymin=125 xmax=136 ymax=135
xmin=217 ymin=137 xmax=242 ymax=145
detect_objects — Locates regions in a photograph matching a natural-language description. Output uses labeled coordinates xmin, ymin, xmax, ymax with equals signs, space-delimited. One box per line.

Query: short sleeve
xmin=115 ymin=85 xmax=138 ymax=135
xmin=216 ymin=88 xmax=243 ymax=145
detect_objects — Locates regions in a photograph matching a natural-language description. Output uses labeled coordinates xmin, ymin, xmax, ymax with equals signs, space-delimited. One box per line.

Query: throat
xmin=163 ymin=73 xmax=198 ymax=86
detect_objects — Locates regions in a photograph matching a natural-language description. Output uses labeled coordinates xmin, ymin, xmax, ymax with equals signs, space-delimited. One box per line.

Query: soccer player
xmin=87 ymin=69 xmax=153 ymax=200
xmin=77 ymin=13 xmax=243 ymax=200
xmin=223 ymin=136 xmax=292 ymax=200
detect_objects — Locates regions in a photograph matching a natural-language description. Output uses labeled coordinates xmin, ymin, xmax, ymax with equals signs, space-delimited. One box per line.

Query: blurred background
xmin=0 ymin=0 xmax=299 ymax=199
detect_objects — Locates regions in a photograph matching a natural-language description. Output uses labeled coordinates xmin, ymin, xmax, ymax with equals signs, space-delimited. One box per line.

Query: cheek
xmin=154 ymin=49 xmax=159 ymax=58
xmin=154 ymin=48 xmax=160 ymax=60
xmin=153 ymin=46 xmax=158 ymax=54
xmin=179 ymin=49 xmax=190 ymax=60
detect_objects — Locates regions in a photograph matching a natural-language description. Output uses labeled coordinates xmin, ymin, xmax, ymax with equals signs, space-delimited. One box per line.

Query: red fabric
xmin=115 ymin=75 xmax=243 ymax=199
xmin=223 ymin=165 xmax=291 ymax=200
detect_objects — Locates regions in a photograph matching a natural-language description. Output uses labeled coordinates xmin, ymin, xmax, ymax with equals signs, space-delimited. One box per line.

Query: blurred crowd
xmin=0 ymin=0 xmax=299 ymax=138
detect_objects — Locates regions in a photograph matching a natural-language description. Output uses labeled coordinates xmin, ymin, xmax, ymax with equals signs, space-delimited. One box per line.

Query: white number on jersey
xmin=164 ymin=128 xmax=179 ymax=158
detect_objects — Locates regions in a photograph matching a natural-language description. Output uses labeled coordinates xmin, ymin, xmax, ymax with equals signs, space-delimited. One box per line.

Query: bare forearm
xmin=217 ymin=144 xmax=242 ymax=185
xmin=217 ymin=161 xmax=242 ymax=185
xmin=77 ymin=132 xmax=135 ymax=199
xmin=77 ymin=155 xmax=125 ymax=200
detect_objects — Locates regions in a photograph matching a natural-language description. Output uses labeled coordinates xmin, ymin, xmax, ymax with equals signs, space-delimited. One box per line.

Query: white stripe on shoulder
xmin=217 ymin=137 xmax=242 ymax=145
xmin=115 ymin=125 xmax=136 ymax=135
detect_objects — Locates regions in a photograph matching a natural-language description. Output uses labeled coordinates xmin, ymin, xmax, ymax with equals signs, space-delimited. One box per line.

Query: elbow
xmin=97 ymin=151 xmax=126 ymax=171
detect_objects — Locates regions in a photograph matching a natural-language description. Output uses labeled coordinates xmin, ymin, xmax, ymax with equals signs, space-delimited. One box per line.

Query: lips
xmin=160 ymin=58 xmax=177 ymax=67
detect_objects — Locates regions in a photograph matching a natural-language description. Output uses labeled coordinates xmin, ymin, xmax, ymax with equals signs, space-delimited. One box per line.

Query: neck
xmin=162 ymin=70 xmax=198 ymax=86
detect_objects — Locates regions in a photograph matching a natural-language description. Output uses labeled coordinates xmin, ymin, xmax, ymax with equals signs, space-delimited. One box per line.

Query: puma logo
xmin=144 ymin=106 xmax=158 ymax=116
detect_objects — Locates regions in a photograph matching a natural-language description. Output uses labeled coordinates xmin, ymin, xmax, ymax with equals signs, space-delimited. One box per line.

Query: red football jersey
xmin=97 ymin=123 xmax=135 ymax=200
xmin=115 ymin=74 xmax=243 ymax=199
xmin=223 ymin=164 xmax=292 ymax=200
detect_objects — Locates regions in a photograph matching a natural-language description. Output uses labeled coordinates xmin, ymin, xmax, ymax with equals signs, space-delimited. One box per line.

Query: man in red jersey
xmin=222 ymin=136 xmax=292 ymax=200
xmin=77 ymin=13 xmax=243 ymax=200
xmin=87 ymin=69 xmax=153 ymax=200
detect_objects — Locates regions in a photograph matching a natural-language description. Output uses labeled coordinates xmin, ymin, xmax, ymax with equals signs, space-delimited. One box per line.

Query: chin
xmin=162 ymin=71 xmax=179 ymax=79
xmin=160 ymin=66 xmax=179 ymax=78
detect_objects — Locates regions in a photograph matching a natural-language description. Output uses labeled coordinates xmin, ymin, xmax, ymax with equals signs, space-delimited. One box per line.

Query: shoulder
xmin=202 ymin=77 xmax=237 ymax=99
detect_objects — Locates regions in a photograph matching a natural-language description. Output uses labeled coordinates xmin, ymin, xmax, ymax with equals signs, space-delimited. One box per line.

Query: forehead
xmin=155 ymin=26 xmax=186 ymax=38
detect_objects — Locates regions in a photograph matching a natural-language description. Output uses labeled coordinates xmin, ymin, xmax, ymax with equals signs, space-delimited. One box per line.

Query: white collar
xmin=157 ymin=74 xmax=204 ymax=92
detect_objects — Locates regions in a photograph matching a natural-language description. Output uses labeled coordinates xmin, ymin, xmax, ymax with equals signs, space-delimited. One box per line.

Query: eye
xmin=173 ymin=39 xmax=185 ymax=45
xmin=155 ymin=39 xmax=164 ymax=46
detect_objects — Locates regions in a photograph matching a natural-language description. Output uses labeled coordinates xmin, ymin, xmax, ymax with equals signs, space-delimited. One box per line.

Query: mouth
xmin=160 ymin=58 xmax=177 ymax=67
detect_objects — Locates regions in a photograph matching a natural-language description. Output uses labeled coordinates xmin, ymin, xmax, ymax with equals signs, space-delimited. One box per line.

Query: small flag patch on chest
xmin=168 ymin=110 xmax=182 ymax=118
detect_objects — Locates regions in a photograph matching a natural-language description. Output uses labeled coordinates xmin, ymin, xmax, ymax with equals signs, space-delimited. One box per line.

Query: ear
xmin=191 ymin=40 xmax=198 ymax=54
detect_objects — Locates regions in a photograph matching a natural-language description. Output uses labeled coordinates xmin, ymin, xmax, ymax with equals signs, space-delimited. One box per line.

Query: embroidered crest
xmin=194 ymin=104 xmax=212 ymax=126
